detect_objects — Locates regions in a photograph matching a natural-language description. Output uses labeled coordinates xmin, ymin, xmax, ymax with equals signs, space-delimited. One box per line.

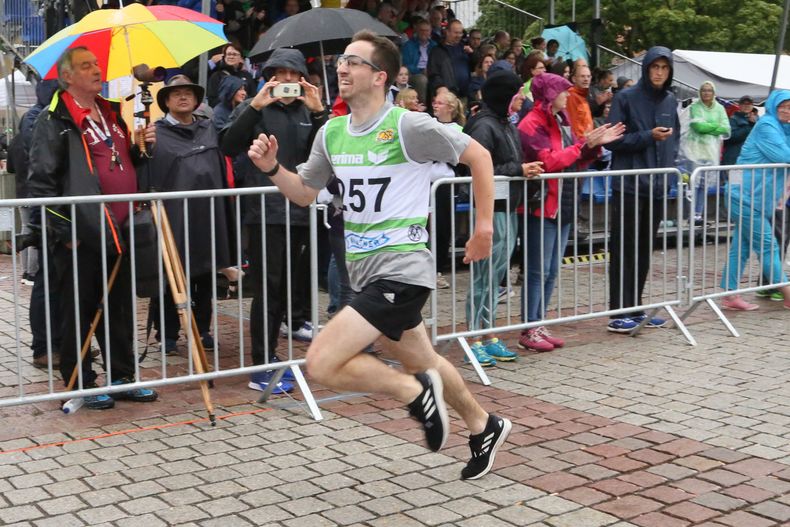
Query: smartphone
xmin=272 ymin=83 xmax=302 ymax=98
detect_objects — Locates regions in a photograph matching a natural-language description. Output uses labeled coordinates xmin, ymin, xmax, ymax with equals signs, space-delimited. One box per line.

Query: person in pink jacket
xmin=517 ymin=73 xmax=624 ymax=351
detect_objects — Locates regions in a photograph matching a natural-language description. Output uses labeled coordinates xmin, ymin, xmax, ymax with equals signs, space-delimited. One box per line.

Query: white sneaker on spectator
xmin=281 ymin=321 xmax=315 ymax=342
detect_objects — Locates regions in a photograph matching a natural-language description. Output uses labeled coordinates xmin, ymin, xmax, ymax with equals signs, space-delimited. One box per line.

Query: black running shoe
xmin=407 ymin=368 xmax=449 ymax=452
xmin=461 ymin=414 xmax=512 ymax=480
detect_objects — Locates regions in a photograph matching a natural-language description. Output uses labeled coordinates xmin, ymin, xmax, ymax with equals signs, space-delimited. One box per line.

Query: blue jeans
xmin=522 ymin=215 xmax=571 ymax=322
xmin=327 ymin=222 xmax=354 ymax=317
xmin=465 ymin=212 xmax=517 ymax=331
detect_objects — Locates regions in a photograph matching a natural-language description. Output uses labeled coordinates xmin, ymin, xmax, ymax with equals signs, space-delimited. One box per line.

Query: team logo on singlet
xmin=367 ymin=150 xmax=389 ymax=165
xmin=407 ymin=224 xmax=423 ymax=241
xmin=375 ymin=128 xmax=395 ymax=143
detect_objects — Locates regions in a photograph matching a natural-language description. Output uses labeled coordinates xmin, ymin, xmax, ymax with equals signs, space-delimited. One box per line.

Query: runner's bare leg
xmin=305 ymin=306 xmax=422 ymax=404
xmin=382 ymin=324 xmax=488 ymax=435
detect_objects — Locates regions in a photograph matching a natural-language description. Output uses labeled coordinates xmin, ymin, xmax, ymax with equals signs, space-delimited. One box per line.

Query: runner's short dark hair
xmin=352 ymin=30 xmax=401 ymax=90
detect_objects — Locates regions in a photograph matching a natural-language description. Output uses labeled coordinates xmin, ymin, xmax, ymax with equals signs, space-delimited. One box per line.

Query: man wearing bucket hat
xmin=220 ymin=48 xmax=327 ymax=394
xmin=140 ymin=74 xmax=234 ymax=355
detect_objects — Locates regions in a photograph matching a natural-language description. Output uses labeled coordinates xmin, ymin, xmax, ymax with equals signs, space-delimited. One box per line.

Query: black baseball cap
xmin=738 ymin=95 xmax=754 ymax=104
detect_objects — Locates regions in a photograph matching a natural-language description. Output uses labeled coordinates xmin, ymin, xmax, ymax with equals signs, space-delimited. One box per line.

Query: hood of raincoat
xmin=262 ymin=48 xmax=309 ymax=80
xmin=638 ymin=46 xmax=674 ymax=94
xmin=217 ymin=75 xmax=246 ymax=108
xmin=530 ymin=72 xmax=572 ymax=111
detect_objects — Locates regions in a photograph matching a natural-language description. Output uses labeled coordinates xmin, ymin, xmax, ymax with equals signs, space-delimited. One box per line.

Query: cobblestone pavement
xmin=0 ymin=254 xmax=788 ymax=526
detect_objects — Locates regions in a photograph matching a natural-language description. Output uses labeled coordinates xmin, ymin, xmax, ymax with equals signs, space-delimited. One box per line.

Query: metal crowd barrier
xmin=428 ymin=168 xmax=692 ymax=385
xmin=2 ymin=164 xmax=786 ymax=413
xmin=0 ymin=186 xmax=323 ymax=421
xmin=682 ymin=164 xmax=790 ymax=337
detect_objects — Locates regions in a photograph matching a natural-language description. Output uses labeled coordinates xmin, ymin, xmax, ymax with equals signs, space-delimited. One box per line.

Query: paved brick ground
xmin=0 ymin=253 xmax=788 ymax=526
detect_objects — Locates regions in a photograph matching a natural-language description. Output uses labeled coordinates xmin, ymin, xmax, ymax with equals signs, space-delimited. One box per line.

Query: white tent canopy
xmin=611 ymin=49 xmax=790 ymax=102
xmin=0 ymin=70 xmax=36 ymax=110
xmin=673 ymin=50 xmax=790 ymax=101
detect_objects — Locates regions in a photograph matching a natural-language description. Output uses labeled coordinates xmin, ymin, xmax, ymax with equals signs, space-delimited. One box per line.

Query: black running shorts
xmin=349 ymin=279 xmax=431 ymax=341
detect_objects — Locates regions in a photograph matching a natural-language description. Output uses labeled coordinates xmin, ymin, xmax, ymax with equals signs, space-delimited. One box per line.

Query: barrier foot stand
xmin=628 ymin=308 xmax=655 ymax=338
xmin=705 ymin=298 xmax=740 ymax=337
xmin=458 ymin=337 xmax=491 ymax=386
xmin=679 ymin=301 xmax=701 ymax=323
xmin=664 ymin=305 xmax=697 ymax=346
xmin=256 ymin=367 xmax=287 ymax=404
xmin=294 ymin=365 xmax=323 ymax=421
xmin=256 ymin=365 xmax=323 ymax=420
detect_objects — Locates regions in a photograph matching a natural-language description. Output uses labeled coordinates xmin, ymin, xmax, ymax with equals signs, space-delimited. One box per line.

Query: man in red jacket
xmin=28 ymin=47 xmax=158 ymax=410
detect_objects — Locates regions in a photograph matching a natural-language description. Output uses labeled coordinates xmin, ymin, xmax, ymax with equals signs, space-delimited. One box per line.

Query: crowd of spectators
xmin=11 ymin=0 xmax=790 ymax=407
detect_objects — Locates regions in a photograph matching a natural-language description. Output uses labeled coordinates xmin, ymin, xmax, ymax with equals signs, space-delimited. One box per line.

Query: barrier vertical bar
xmin=41 ymin=206 xmax=55 ymax=393
xmin=128 ymin=201 xmax=140 ymax=379
xmin=183 ymin=198 xmax=194 ymax=375
xmin=100 ymin=204 xmax=111 ymax=384
xmin=70 ymin=204 xmax=83 ymax=391
xmin=209 ymin=197 xmax=218 ymax=370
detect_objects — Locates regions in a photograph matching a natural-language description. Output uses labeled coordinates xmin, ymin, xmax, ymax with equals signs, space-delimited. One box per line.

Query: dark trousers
xmin=433 ymin=183 xmax=453 ymax=272
xmin=327 ymin=216 xmax=354 ymax=313
xmin=150 ymin=273 xmax=214 ymax=341
xmin=248 ymin=224 xmax=311 ymax=365
xmin=55 ymin=246 xmax=136 ymax=387
xmin=608 ymin=192 xmax=662 ymax=318
xmin=759 ymin=204 xmax=790 ymax=286
xmin=30 ymin=250 xmax=61 ymax=358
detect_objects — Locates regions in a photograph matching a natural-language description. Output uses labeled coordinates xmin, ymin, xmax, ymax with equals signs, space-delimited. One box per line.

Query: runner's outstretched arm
xmin=459 ymin=138 xmax=495 ymax=263
xmin=248 ymin=133 xmax=320 ymax=207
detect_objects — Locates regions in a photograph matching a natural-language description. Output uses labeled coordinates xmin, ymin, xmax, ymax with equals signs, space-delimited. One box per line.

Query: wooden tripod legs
xmin=150 ymin=201 xmax=216 ymax=426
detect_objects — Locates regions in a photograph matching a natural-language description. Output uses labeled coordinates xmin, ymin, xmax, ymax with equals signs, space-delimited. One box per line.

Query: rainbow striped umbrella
xmin=24 ymin=4 xmax=227 ymax=81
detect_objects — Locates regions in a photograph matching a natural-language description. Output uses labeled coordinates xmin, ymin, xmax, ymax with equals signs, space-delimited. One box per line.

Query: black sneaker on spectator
xmin=461 ymin=413 xmax=512 ymax=480
xmin=407 ymin=368 xmax=449 ymax=452
xmin=201 ymin=332 xmax=214 ymax=351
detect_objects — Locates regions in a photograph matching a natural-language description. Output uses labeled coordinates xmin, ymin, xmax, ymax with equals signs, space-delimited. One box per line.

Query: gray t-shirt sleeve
xmin=400 ymin=112 xmax=471 ymax=165
xmin=297 ymin=125 xmax=334 ymax=190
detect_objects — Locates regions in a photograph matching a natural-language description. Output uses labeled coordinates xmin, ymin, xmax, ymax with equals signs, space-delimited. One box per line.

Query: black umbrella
xmin=249 ymin=7 xmax=398 ymax=104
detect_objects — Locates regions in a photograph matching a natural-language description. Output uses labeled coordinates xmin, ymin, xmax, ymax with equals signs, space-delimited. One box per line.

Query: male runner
xmin=248 ymin=31 xmax=511 ymax=479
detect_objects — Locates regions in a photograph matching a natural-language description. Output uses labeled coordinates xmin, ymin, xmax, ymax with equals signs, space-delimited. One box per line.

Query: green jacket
xmin=682 ymin=80 xmax=731 ymax=164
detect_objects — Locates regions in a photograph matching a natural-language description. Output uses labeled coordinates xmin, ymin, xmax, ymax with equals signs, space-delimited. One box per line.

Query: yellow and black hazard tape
xmin=562 ymin=252 xmax=609 ymax=265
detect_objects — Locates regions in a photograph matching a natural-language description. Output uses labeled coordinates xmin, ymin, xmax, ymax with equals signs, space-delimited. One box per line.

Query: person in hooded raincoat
xmin=719 ymin=89 xmax=790 ymax=311
xmin=517 ymin=73 xmax=623 ymax=352
xmin=604 ymin=46 xmax=680 ymax=333
xmin=220 ymin=48 xmax=327 ymax=393
xmin=680 ymin=81 xmax=730 ymax=223
xmin=212 ymin=75 xmax=247 ymax=132
xmin=141 ymin=75 xmax=234 ymax=354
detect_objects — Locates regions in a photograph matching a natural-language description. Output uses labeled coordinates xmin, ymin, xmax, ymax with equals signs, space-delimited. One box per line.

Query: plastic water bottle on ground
xmin=62 ymin=398 xmax=84 ymax=414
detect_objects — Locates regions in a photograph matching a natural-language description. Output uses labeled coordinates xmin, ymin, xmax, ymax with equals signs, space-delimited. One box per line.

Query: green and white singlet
xmin=324 ymin=106 xmax=429 ymax=262
xmin=299 ymin=103 xmax=470 ymax=291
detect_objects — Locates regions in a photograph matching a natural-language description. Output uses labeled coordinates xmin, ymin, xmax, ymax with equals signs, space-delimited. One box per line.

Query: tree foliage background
xmin=475 ymin=0 xmax=785 ymax=58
